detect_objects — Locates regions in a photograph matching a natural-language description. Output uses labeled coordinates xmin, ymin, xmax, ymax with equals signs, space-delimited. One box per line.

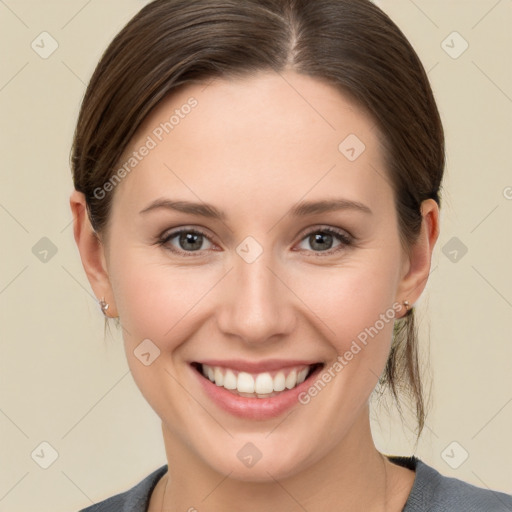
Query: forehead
xmin=110 ymin=70 xmax=391 ymax=219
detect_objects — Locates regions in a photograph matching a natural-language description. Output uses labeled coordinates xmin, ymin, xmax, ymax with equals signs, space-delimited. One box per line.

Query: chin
xmin=198 ymin=435 xmax=319 ymax=483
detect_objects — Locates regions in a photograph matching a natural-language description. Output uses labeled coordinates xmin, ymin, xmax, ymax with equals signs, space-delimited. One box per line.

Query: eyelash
xmin=156 ymin=226 xmax=353 ymax=258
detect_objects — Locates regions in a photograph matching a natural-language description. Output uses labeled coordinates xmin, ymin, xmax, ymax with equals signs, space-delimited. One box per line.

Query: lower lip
xmin=192 ymin=364 xmax=323 ymax=420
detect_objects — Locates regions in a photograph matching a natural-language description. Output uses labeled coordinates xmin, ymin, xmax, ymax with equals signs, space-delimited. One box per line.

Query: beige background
xmin=1 ymin=0 xmax=511 ymax=510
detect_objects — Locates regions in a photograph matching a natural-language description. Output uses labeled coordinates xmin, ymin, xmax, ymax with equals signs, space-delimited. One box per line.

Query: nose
xmin=216 ymin=250 xmax=296 ymax=346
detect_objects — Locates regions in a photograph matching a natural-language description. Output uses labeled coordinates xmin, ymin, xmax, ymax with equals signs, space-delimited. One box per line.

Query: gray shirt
xmin=78 ymin=456 xmax=512 ymax=511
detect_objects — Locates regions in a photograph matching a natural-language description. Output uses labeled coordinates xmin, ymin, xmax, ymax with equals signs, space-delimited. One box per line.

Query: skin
xmin=70 ymin=70 xmax=439 ymax=511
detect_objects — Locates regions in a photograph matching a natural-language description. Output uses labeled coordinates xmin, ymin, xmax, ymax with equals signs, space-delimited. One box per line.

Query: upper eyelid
xmin=160 ymin=226 xmax=217 ymax=244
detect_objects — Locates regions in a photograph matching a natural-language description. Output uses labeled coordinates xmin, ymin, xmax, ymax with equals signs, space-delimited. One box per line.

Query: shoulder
xmin=78 ymin=465 xmax=167 ymax=512
xmin=392 ymin=456 xmax=512 ymax=512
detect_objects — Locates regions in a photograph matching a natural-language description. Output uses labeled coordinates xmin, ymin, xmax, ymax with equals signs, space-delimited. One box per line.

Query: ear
xmin=69 ymin=190 xmax=118 ymax=318
xmin=395 ymin=198 xmax=440 ymax=319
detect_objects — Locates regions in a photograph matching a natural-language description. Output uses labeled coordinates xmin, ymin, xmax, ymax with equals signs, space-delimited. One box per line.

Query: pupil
xmin=180 ymin=232 xmax=202 ymax=251
xmin=311 ymin=232 xmax=332 ymax=251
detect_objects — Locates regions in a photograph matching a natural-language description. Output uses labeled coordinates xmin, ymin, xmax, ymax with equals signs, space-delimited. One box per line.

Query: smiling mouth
xmin=191 ymin=362 xmax=324 ymax=399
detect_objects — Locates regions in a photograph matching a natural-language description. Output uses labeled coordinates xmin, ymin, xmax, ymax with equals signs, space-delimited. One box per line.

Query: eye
xmin=295 ymin=227 xmax=353 ymax=255
xmin=156 ymin=225 xmax=353 ymax=257
xmin=158 ymin=228 xmax=214 ymax=256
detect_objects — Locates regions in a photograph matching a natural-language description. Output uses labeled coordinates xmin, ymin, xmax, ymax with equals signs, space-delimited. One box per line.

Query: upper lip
xmin=192 ymin=359 xmax=323 ymax=373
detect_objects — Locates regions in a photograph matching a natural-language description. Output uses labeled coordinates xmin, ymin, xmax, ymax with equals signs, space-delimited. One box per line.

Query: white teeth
xmin=254 ymin=373 xmax=274 ymax=394
xmin=297 ymin=368 xmax=309 ymax=385
xmin=273 ymin=372 xmax=286 ymax=392
xmin=237 ymin=372 xmax=255 ymax=393
xmin=200 ymin=364 xmax=314 ymax=396
xmin=214 ymin=367 xmax=224 ymax=386
xmin=285 ymin=370 xmax=298 ymax=389
xmin=223 ymin=369 xmax=237 ymax=390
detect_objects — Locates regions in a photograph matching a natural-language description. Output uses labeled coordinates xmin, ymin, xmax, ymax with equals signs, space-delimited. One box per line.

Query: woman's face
xmin=96 ymin=70 xmax=431 ymax=481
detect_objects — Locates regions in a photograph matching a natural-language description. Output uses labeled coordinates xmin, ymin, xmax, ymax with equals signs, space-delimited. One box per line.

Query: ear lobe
xmin=69 ymin=190 xmax=118 ymax=317
xmin=396 ymin=199 xmax=440 ymax=311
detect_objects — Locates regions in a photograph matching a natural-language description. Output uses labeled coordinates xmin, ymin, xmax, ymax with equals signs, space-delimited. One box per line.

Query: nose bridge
xmin=216 ymin=246 xmax=295 ymax=344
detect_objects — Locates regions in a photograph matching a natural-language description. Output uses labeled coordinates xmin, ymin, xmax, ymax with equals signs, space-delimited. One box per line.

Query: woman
xmin=69 ymin=0 xmax=512 ymax=510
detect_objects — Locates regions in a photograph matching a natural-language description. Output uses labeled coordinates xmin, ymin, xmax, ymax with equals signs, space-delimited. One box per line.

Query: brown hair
xmin=71 ymin=0 xmax=445 ymax=437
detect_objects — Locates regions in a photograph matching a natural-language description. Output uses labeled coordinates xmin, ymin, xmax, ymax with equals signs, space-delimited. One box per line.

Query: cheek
xmin=295 ymin=256 xmax=398 ymax=339
xmin=289 ymin=298 xmax=396 ymax=438
xmin=289 ymin=254 xmax=400 ymax=401
xmin=108 ymin=247 xmax=220 ymax=346
xmin=108 ymin=249 xmax=219 ymax=420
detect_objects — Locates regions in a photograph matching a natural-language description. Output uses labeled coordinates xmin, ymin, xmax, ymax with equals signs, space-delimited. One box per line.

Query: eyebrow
xmin=139 ymin=197 xmax=373 ymax=219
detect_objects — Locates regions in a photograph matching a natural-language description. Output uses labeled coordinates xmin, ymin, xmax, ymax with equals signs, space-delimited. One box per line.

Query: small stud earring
xmin=99 ymin=297 xmax=109 ymax=317
xmin=401 ymin=300 xmax=412 ymax=318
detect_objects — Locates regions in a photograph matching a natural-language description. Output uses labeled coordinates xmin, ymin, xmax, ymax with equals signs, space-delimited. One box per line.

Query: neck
xmin=153 ymin=409 xmax=412 ymax=512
